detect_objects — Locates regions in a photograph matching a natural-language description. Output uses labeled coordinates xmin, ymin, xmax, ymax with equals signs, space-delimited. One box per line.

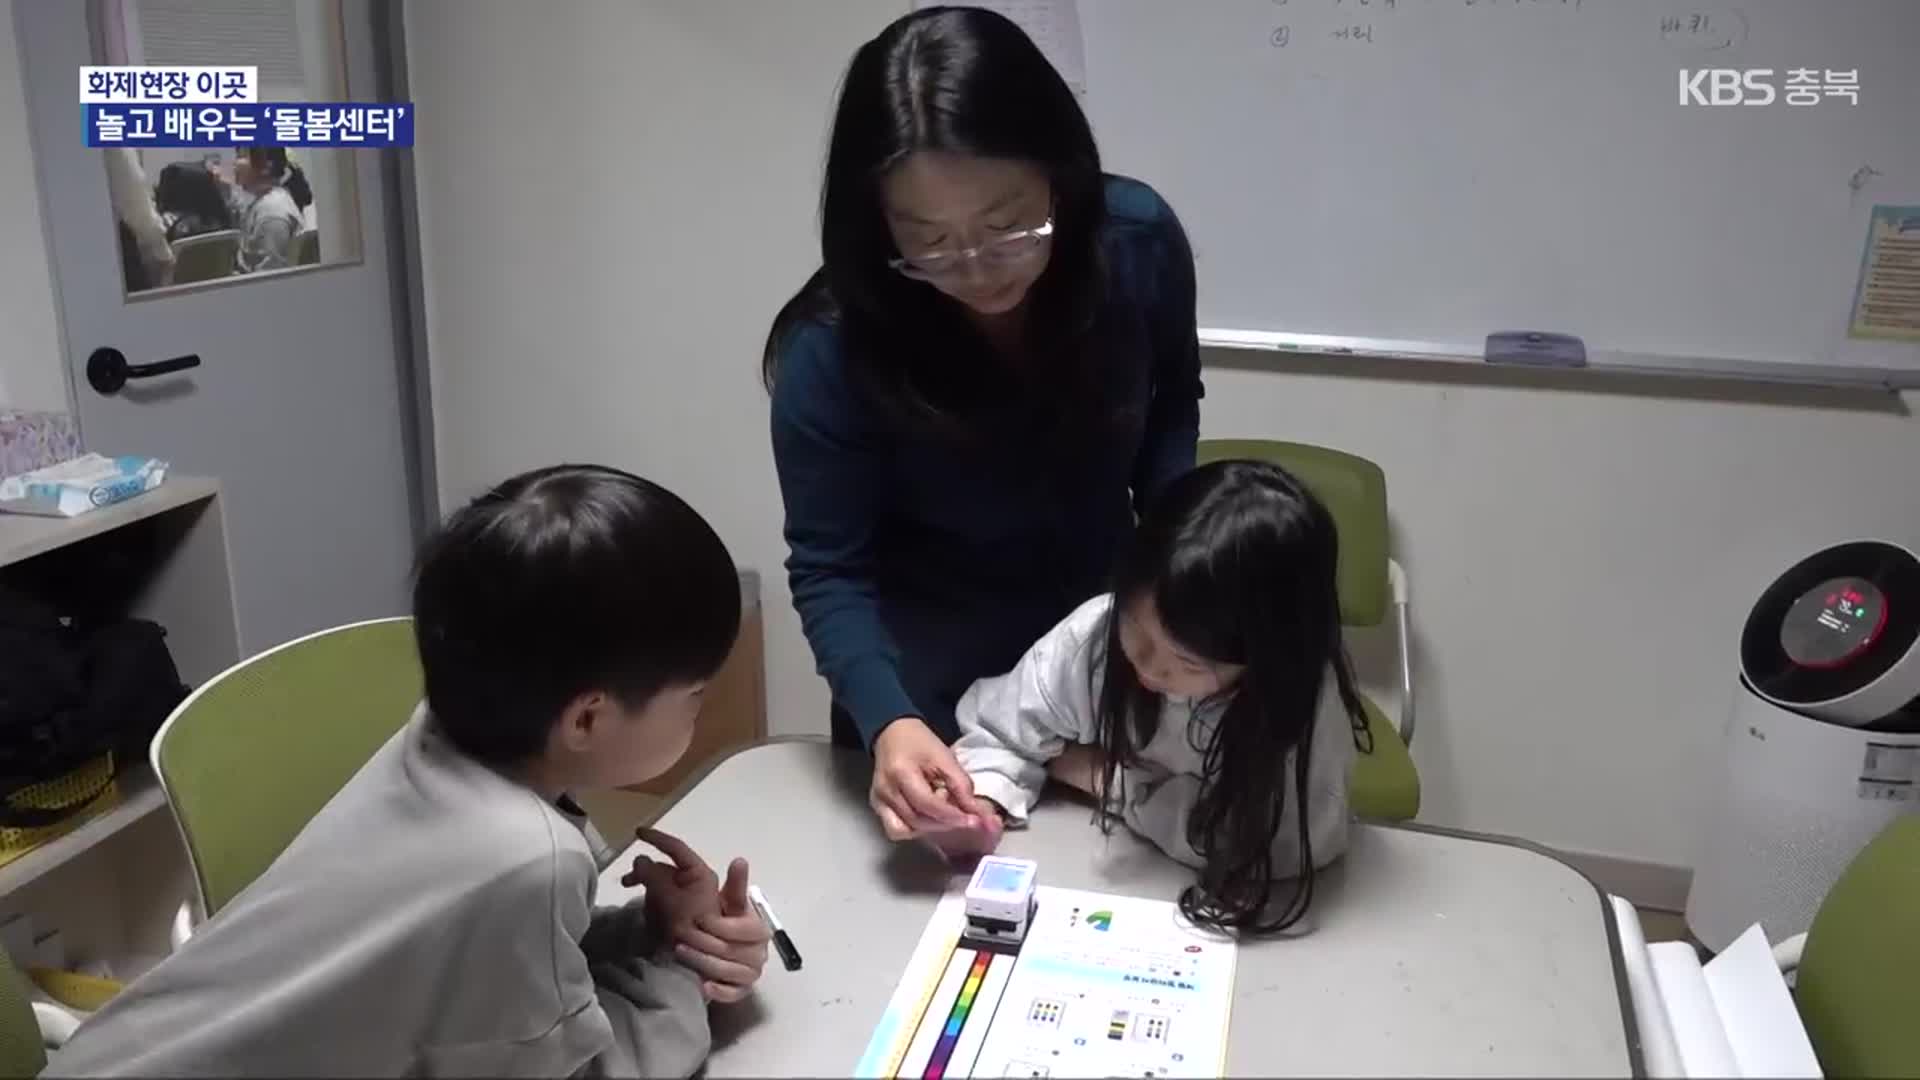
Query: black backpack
xmin=0 ymin=584 xmax=188 ymax=827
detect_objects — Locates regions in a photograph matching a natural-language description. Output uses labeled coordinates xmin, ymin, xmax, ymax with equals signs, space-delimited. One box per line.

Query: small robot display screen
xmin=977 ymin=860 xmax=1031 ymax=893
xmin=1779 ymin=576 xmax=1887 ymax=668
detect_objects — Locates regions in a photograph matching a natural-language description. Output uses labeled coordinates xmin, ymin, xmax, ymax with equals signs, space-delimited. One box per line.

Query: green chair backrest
xmin=0 ymin=950 xmax=43 ymax=1077
xmin=291 ymin=229 xmax=320 ymax=266
xmin=1196 ymin=439 xmax=1391 ymax=626
xmin=169 ymin=229 xmax=239 ymax=285
xmin=1795 ymin=815 xmax=1920 ymax=1078
xmin=153 ymin=617 xmax=423 ymax=916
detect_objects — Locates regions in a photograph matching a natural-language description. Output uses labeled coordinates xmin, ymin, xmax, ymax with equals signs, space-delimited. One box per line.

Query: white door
xmin=15 ymin=0 xmax=421 ymax=652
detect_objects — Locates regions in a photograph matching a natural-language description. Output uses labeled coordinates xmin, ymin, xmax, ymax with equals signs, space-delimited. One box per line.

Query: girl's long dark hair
xmin=154 ymin=163 xmax=233 ymax=230
xmin=761 ymin=6 xmax=1109 ymax=440
xmin=1094 ymin=460 xmax=1369 ymax=935
xmin=244 ymin=145 xmax=313 ymax=211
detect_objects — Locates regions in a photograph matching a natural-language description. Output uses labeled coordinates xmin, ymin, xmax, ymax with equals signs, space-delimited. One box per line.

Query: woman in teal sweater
xmin=764 ymin=6 xmax=1204 ymax=841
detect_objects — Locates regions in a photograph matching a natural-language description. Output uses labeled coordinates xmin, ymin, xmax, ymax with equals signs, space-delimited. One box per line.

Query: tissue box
xmin=0 ymin=454 xmax=168 ymax=517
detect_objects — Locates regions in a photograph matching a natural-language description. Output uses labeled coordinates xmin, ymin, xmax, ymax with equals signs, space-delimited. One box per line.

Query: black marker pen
xmin=748 ymin=884 xmax=802 ymax=972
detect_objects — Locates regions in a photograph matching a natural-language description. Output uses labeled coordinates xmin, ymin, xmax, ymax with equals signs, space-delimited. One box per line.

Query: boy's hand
xmin=682 ymin=859 xmax=770 ymax=1003
xmin=625 ymin=829 xmax=769 ymax=1003
xmin=623 ymin=838 xmax=716 ymax=940
xmin=1047 ymin=743 xmax=1106 ymax=797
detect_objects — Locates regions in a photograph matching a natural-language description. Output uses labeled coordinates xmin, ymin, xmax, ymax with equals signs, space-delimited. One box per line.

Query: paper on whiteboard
xmin=909 ymin=0 xmax=1088 ymax=98
xmin=1848 ymin=204 xmax=1920 ymax=342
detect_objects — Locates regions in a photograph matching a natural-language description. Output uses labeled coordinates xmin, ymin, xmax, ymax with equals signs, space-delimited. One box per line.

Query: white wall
xmin=406 ymin=0 xmax=896 ymax=768
xmin=0 ymin=0 xmax=71 ymax=413
xmin=1204 ymin=358 xmax=1917 ymax=872
xmin=407 ymin=3 xmax=1920 ymax=877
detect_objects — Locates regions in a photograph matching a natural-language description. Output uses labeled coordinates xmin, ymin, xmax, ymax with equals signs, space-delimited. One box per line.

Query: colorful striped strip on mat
xmin=923 ymin=951 xmax=993 ymax=1080
xmin=854 ymin=894 xmax=1013 ymax=1078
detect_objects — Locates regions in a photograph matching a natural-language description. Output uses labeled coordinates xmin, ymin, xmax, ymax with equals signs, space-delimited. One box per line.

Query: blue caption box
xmin=85 ymin=102 xmax=413 ymax=147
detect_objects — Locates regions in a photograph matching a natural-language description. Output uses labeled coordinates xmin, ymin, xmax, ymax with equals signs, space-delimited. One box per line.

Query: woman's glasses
xmin=888 ymin=216 xmax=1055 ymax=282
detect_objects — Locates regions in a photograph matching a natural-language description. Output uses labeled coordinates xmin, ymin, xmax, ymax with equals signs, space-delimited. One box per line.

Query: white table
xmin=596 ymin=740 xmax=1642 ymax=1077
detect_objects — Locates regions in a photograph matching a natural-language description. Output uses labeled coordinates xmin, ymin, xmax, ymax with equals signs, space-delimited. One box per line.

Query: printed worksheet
xmin=1848 ymin=204 xmax=1920 ymax=342
xmin=856 ymin=885 xmax=1236 ymax=1079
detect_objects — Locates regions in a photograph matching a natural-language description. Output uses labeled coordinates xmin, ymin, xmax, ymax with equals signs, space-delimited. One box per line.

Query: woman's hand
xmin=917 ymin=799 xmax=1006 ymax=861
xmin=870 ymin=716 xmax=988 ymax=841
xmin=624 ymin=829 xmax=770 ymax=1003
xmin=1047 ymin=743 xmax=1107 ymax=797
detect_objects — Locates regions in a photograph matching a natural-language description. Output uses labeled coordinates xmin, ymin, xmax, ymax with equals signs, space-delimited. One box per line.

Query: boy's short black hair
xmin=412 ymin=464 xmax=741 ymax=765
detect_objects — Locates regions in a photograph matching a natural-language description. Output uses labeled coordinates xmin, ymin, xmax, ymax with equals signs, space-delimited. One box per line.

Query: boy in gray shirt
xmin=48 ymin=465 xmax=768 ymax=1077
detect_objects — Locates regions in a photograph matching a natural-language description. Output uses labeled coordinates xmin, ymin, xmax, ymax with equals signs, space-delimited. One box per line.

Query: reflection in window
xmin=97 ymin=0 xmax=361 ymax=294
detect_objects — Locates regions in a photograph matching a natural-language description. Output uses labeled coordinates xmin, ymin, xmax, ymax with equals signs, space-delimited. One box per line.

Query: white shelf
xmin=0 ymin=767 xmax=169 ymax=897
xmin=0 ymin=476 xmax=220 ymax=569
xmin=0 ymin=473 xmax=232 ymax=976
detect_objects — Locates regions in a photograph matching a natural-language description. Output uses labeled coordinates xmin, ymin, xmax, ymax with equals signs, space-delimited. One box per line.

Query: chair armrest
xmin=1389 ymin=559 xmax=1415 ymax=746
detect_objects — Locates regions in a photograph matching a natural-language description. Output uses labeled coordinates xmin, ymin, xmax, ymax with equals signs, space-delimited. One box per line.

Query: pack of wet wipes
xmin=0 ymin=454 xmax=168 ymax=517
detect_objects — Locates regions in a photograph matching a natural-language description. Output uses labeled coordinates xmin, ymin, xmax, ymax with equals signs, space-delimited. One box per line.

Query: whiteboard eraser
xmin=1485 ymin=331 xmax=1587 ymax=367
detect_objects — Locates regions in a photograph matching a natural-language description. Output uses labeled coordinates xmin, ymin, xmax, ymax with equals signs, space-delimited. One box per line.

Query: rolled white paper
xmin=1610 ymin=895 xmax=1685 ymax=1078
xmin=1705 ymin=925 xmax=1822 ymax=1078
xmin=1648 ymin=941 xmax=1739 ymax=1078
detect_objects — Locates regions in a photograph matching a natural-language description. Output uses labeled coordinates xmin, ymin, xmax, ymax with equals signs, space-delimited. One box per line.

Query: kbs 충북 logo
xmin=1679 ymin=68 xmax=1860 ymax=106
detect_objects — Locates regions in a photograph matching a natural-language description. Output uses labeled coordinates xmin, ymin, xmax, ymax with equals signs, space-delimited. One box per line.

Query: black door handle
xmin=87 ymin=347 xmax=202 ymax=395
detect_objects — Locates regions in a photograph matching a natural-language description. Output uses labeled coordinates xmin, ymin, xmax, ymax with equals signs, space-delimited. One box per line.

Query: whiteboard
xmin=1071 ymin=0 xmax=1920 ymax=387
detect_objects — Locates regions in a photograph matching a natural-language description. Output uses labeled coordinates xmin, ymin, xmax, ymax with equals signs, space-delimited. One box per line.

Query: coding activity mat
xmin=855 ymin=885 xmax=1236 ymax=1078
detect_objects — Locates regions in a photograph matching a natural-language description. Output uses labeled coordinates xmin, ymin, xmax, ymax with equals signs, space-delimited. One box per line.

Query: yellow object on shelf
xmin=0 ymin=755 xmax=121 ymax=869
xmin=27 ymin=965 xmax=124 ymax=1013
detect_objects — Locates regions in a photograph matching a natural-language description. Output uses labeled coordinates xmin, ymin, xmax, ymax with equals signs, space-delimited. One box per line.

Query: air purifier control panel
xmin=1781 ymin=576 xmax=1887 ymax=668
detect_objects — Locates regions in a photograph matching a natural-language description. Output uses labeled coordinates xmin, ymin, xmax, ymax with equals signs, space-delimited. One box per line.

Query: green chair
xmin=151 ymin=617 xmax=423 ymax=920
xmin=1790 ymin=815 xmax=1920 ymax=1077
xmin=0 ymin=948 xmax=45 ymax=1077
xmin=0 ymin=949 xmax=82 ymax=1076
xmin=1196 ymin=439 xmax=1420 ymax=820
xmin=168 ymin=229 xmax=239 ymax=285
xmin=290 ymin=229 xmax=320 ymax=267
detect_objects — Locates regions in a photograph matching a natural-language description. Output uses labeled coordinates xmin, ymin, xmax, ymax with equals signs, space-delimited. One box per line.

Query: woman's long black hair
xmin=1094 ymin=459 xmax=1370 ymax=935
xmin=761 ymin=6 xmax=1110 ymax=440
